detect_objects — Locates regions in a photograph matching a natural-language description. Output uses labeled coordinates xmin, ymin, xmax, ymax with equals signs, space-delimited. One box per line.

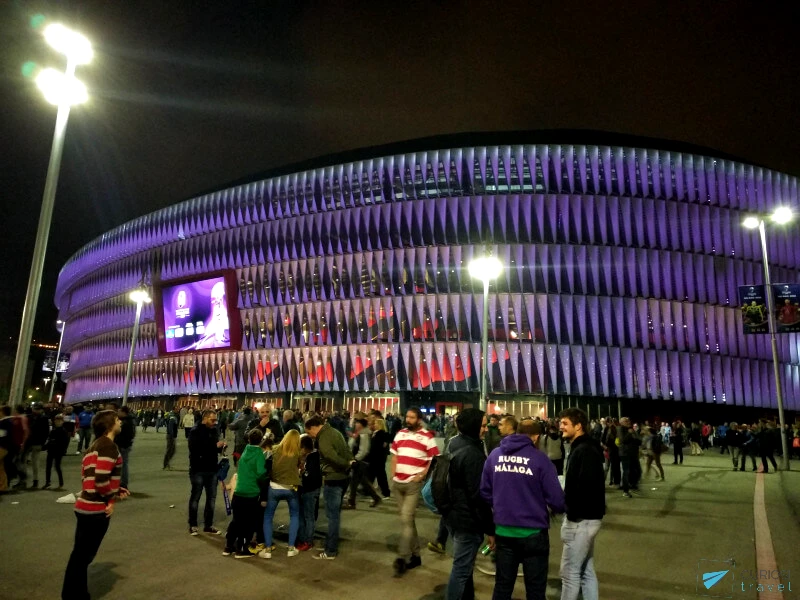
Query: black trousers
xmin=760 ymin=450 xmax=778 ymax=473
xmin=225 ymin=494 xmax=261 ymax=552
xmin=368 ymin=458 xmax=391 ymax=497
xmin=163 ymin=436 xmax=176 ymax=468
xmin=348 ymin=460 xmax=380 ymax=504
xmin=46 ymin=452 xmax=64 ymax=486
xmin=673 ymin=442 xmax=684 ymax=464
xmin=494 ymin=530 xmax=550 ymax=600
xmin=62 ymin=512 xmax=110 ymax=600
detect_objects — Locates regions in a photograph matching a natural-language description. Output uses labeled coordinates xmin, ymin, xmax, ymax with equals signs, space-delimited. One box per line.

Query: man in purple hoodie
xmin=480 ymin=419 xmax=565 ymax=600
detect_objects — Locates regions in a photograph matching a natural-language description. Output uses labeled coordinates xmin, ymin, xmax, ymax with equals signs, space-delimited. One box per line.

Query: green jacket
xmin=316 ymin=423 xmax=353 ymax=481
xmin=235 ymin=445 xmax=268 ymax=498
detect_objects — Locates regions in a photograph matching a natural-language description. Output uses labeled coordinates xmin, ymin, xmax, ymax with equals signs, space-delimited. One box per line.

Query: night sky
xmin=1 ymin=0 xmax=799 ymax=345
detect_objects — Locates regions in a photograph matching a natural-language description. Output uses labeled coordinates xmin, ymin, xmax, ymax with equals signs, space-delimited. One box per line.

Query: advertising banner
xmin=738 ymin=285 xmax=768 ymax=334
xmin=773 ymin=283 xmax=800 ymax=333
xmin=42 ymin=350 xmax=70 ymax=373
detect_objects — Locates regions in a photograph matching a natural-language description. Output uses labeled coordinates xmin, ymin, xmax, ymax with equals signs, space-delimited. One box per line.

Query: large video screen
xmin=158 ymin=274 xmax=238 ymax=354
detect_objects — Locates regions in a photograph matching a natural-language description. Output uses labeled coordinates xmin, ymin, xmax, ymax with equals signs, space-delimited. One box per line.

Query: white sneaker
xmin=258 ymin=548 xmax=272 ymax=559
xmin=313 ymin=552 xmax=336 ymax=560
xmin=287 ymin=546 xmax=299 ymax=557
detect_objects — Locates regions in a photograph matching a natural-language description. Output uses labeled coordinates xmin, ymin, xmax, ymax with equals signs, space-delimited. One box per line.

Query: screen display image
xmin=161 ymin=276 xmax=232 ymax=352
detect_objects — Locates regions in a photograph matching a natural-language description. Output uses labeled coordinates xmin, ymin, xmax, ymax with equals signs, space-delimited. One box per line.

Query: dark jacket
xmin=27 ymin=413 xmax=50 ymax=447
xmin=617 ymin=426 xmax=640 ymax=458
xmin=188 ymin=425 xmax=222 ymax=474
xmin=366 ymin=429 xmax=390 ymax=466
xmin=115 ymin=415 xmax=136 ymax=449
xmin=166 ymin=412 xmax=180 ymax=438
xmin=563 ymin=434 xmax=606 ymax=522
xmin=301 ymin=450 xmax=322 ymax=493
xmin=45 ymin=426 xmax=71 ymax=456
xmin=725 ymin=429 xmax=743 ymax=448
xmin=247 ymin=415 xmax=284 ymax=444
xmin=445 ymin=425 xmax=495 ymax=536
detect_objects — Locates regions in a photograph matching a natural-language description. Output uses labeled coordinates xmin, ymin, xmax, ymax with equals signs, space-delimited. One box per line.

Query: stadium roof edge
xmin=186 ymin=128 xmax=771 ymax=200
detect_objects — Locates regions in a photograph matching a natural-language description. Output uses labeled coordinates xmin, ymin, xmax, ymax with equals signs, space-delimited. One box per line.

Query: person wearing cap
xmin=481 ymin=414 xmax=565 ymax=599
xmin=558 ymin=407 xmax=606 ymax=600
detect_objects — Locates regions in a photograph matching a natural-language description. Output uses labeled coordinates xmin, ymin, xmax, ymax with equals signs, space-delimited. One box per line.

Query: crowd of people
xmin=3 ymin=398 xmax=800 ymax=600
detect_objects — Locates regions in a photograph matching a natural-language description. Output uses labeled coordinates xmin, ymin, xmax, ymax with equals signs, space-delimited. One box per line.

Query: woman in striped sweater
xmin=62 ymin=410 xmax=130 ymax=600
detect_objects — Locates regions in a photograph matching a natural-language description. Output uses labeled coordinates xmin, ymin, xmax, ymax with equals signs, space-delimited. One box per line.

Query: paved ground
xmin=1 ymin=430 xmax=799 ymax=600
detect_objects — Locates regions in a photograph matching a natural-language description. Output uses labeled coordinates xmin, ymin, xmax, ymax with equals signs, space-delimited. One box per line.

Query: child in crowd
xmin=296 ymin=434 xmax=321 ymax=552
xmin=247 ymin=431 xmax=275 ymax=555
xmin=224 ymin=429 xmax=268 ymax=558
xmin=44 ymin=414 xmax=71 ymax=489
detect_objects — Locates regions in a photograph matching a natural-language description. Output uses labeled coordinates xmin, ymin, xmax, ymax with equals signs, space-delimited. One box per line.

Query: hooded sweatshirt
xmin=235 ymin=444 xmax=268 ymax=498
xmin=480 ymin=433 xmax=565 ymax=530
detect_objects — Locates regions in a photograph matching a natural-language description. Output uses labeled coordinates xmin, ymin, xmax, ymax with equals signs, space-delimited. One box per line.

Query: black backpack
xmin=422 ymin=451 xmax=460 ymax=515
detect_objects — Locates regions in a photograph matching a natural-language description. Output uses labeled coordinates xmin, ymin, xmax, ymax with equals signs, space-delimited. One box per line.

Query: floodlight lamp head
xmin=742 ymin=216 xmax=761 ymax=230
xmin=468 ymin=256 xmax=503 ymax=282
xmin=770 ymin=206 xmax=793 ymax=225
xmin=129 ymin=289 xmax=151 ymax=304
xmin=44 ymin=23 xmax=93 ymax=65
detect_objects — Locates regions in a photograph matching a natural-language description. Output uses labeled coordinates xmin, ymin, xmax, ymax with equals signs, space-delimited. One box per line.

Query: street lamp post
xmin=468 ymin=256 xmax=503 ymax=412
xmin=7 ymin=24 xmax=91 ymax=407
xmin=47 ymin=319 xmax=66 ymax=404
xmin=743 ymin=208 xmax=793 ymax=471
xmin=122 ymin=289 xmax=151 ymax=407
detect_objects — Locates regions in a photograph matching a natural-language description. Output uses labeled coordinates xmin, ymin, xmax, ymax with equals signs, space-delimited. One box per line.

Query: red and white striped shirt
xmin=74 ymin=436 xmax=122 ymax=515
xmin=390 ymin=427 xmax=439 ymax=483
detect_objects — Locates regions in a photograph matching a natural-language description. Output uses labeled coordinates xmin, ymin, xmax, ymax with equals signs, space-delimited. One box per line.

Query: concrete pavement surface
xmin=1 ymin=430 xmax=798 ymax=599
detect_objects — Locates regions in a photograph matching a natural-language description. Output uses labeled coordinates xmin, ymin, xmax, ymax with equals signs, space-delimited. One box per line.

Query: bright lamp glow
xmin=742 ymin=216 xmax=761 ymax=229
xmin=468 ymin=256 xmax=503 ymax=282
xmin=129 ymin=289 xmax=152 ymax=304
xmin=36 ymin=68 xmax=88 ymax=105
xmin=770 ymin=206 xmax=793 ymax=225
xmin=44 ymin=24 xmax=93 ymax=64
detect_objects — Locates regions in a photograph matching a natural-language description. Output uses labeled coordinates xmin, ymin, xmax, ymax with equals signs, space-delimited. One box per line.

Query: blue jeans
xmin=119 ymin=446 xmax=131 ymax=489
xmin=560 ymin=518 xmax=602 ymax=600
xmin=263 ymin=487 xmax=300 ymax=547
xmin=188 ymin=471 xmax=217 ymax=528
xmin=298 ymin=488 xmax=320 ymax=545
xmin=493 ymin=529 xmax=550 ymax=600
xmin=446 ymin=529 xmax=483 ymax=600
xmin=322 ymin=482 xmax=346 ymax=556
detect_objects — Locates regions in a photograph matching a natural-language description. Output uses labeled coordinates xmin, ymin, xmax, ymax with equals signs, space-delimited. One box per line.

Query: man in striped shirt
xmin=390 ymin=407 xmax=439 ymax=576
xmin=62 ymin=410 xmax=129 ymax=600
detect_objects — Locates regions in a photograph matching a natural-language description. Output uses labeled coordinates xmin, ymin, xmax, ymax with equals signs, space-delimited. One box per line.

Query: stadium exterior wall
xmin=54 ymin=137 xmax=800 ymax=410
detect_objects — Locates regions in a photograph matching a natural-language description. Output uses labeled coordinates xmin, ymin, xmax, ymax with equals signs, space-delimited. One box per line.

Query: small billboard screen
xmin=42 ymin=351 xmax=70 ymax=373
xmin=156 ymin=272 xmax=240 ymax=354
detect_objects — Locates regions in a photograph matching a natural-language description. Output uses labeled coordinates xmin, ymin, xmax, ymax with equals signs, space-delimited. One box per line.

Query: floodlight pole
xmin=7 ymin=59 xmax=77 ymax=407
xmin=480 ymin=278 xmax=490 ymax=413
xmin=47 ymin=321 xmax=66 ymax=404
xmin=758 ymin=220 xmax=790 ymax=471
xmin=122 ymin=299 xmax=145 ymax=407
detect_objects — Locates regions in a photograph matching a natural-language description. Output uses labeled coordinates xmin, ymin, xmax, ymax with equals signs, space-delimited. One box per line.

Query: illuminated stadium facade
xmin=54 ymin=132 xmax=800 ymax=416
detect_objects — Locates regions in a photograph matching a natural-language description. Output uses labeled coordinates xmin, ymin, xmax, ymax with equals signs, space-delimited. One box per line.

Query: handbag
xmin=793 ymin=437 xmax=800 ymax=449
